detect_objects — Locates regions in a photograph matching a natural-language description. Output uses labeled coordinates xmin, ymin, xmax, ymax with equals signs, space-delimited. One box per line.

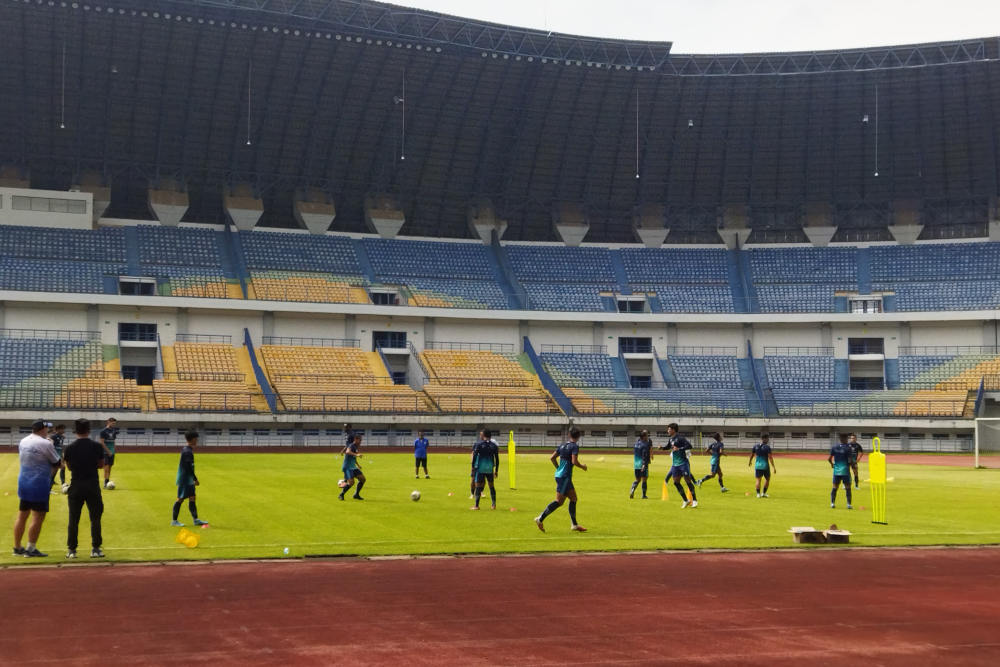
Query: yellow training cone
xmin=175 ymin=527 xmax=200 ymax=548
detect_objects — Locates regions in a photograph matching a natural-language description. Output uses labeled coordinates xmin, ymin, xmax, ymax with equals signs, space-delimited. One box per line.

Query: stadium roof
xmin=1 ymin=0 xmax=999 ymax=242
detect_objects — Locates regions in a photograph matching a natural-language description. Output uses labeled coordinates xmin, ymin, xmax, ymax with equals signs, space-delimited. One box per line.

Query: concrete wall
xmin=0 ymin=187 xmax=92 ymax=229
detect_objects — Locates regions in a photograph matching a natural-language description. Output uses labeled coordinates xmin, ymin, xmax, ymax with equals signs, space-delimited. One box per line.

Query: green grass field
xmin=2 ymin=451 xmax=999 ymax=564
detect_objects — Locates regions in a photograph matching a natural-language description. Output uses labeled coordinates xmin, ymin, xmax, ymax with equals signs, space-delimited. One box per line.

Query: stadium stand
xmin=621 ymin=248 xmax=735 ymax=312
xmin=249 ymin=271 xmax=370 ymax=304
xmin=540 ymin=353 xmax=617 ymax=387
xmin=507 ymin=245 xmax=617 ymax=311
xmin=898 ymin=348 xmax=1000 ymax=389
xmin=749 ymin=247 xmax=857 ymax=312
xmin=136 ymin=226 xmax=231 ymax=298
xmin=154 ymin=340 xmax=267 ymax=412
xmin=0 ymin=225 xmax=127 ymax=294
xmin=764 ymin=354 xmax=837 ymax=389
xmin=261 ymin=340 xmax=432 ymax=413
xmin=421 ymin=347 xmax=558 ymax=413
xmin=667 ymin=354 xmax=742 ymax=388
xmin=565 ymin=387 xmax=753 ymax=416
xmin=872 ymin=243 xmax=1000 ymax=311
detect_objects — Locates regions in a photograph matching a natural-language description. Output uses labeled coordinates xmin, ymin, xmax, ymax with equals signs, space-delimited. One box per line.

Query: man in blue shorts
xmin=471 ymin=429 xmax=500 ymax=510
xmin=98 ymin=417 xmax=119 ymax=489
xmin=749 ymin=434 xmax=776 ymax=497
xmin=659 ymin=423 xmax=698 ymax=508
xmin=414 ymin=430 xmax=430 ymax=479
xmin=829 ymin=433 xmax=854 ymax=509
xmin=848 ymin=433 xmax=864 ymax=489
xmin=13 ymin=420 xmax=59 ymax=557
xmin=697 ymin=432 xmax=729 ymax=492
xmin=339 ymin=433 xmax=366 ymax=500
xmin=534 ymin=427 xmax=588 ymax=532
xmin=171 ymin=431 xmax=208 ymax=527
xmin=629 ymin=430 xmax=653 ymax=499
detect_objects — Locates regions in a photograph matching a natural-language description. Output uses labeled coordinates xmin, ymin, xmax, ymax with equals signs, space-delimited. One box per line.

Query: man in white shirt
xmin=13 ymin=420 xmax=59 ymax=557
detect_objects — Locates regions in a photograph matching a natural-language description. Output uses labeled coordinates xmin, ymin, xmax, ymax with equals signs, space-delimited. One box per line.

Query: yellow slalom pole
xmin=661 ymin=480 xmax=669 ymax=500
xmin=507 ymin=430 xmax=517 ymax=490
xmin=869 ymin=436 xmax=887 ymax=524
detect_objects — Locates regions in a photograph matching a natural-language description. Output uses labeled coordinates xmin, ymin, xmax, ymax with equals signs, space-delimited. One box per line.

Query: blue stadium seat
xmin=749 ymin=247 xmax=857 ymax=312
xmin=540 ymin=353 xmax=616 ymax=387
xmin=137 ymin=225 xmax=225 ymax=267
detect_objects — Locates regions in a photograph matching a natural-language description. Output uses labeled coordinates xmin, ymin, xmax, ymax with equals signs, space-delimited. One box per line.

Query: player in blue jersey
xmin=749 ymin=434 xmax=776 ymax=498
xmin=629 ymin=430 xmax=653 ymax=499
xmin=339 ymin=433 xmax=366 ymax=500
xmin=470 ymin=429 xmax=500 ymax=510
xmin=171 ymin=430 xmax=208 ymax=527
xmin=829 ymin=433 xmax=854 ymax=509
xmin=696 ymin=432 xmax=729 ymax=492
xmin=534 ymin=427 xmax=588 ymax=532
xmin=98 ymin=417 xmax=119 ymax=489
xmin=848 ymin=433 xmax=864 ymax=489
xmin=414 ymin=430 xmax=430 ymax=479
xmin=659 ymin=423 xmax=698 ymax=508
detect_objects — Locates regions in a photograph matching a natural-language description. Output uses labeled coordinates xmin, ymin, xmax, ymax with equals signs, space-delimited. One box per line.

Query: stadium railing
xmin=430 ymin=376 xmax=534 ymax=387
xmin=424 ymin=341 xmax=516 ymax=353
xmin=175 ymin=333 xmax=233 ymax=344
xmin=898 ymin=345 xmax=999 ymax=355
xmin=774 ymin=399 xmax=968 ymax=417
xmin=619 ymin=340 xmax=653 ymax=354
xmin=0 ymin=390 xmax=143 ymax=411
xmin=278 ymin=393 xmax=430 ymax=414
xmin=261 ymin=336 xmax=361 ymax=348
xmin=540 ymin=344 xmax=608 ymax=354
xmin=571 ymin=397 xmax=751 ymax=417
xmin=158 ymin=371 xmax=247 ymax=383
xmin=271 ymin=374 xmax=398 ymax=385
xmin=667 ymin=345 xmax=740 ymax=356
xmin=0 ymin=328 xmax=100 ymax=341
xmin=408 ymin=341 xmax=434 ymax=380
xmin=762 ymin=346 xmax=835 ymax=356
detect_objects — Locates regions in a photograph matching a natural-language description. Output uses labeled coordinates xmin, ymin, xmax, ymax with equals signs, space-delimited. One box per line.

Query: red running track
xmin=2 ymin=547 xmax=999 ymax=666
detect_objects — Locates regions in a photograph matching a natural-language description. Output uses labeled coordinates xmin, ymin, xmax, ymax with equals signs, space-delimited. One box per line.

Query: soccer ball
xmin=410 ymin=490 xmax=421 ymax=502
xmin=105 ymin=481 xmax=115 ymax=490
xmin=61 ymin=483 xmax=69 ymax=494
xmin=337 ymin=479 xmax=348 ymax=488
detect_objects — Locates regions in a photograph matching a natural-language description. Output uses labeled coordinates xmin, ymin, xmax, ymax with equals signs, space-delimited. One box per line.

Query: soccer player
xmin=414 ymin=430 xmax=430 ymax=479
xmin=534 ymin=427 xmax=587 ymax=532
xmin=748 ymin=434 xmax=776 ymax=498
xmin=13 ymin=420 xmax=59 ymax=557
xmin=339 ymin=433 xmax=366 ymax=500
xmin=171 ymin=431 xmax=209 ymax=527
xmin=98 ymin=417 xmax=119 ymax=489
xmin=50 ymin=423 xmax=67 ymax=493
xmin=659 ymin=423 xmax=698 ymax=508
xmin=62 ymin=419 xmax=106 ymax=558
xmin=848 ymin=433 xmax=864 ymax=489
xmin=470 ymin=429 xmax=500 ymax=510
xmin=829 ymin=433 xmax=854 ymax=509
xmin=629 ymin=430 xmax=653 ymax=499
xmin=343 ymin=423 xmax=354 ymax=448
xmin=697 ymin=432 xmax=729 ymax=492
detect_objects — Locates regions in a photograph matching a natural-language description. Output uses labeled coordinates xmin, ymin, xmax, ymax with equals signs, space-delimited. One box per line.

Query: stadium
xmin=1 ymin=0 xmax=1000 ymax=663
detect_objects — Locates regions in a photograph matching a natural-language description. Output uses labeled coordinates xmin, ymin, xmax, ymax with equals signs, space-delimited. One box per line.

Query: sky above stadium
xmin=398 ymin=0 xmax=1000 ymax=53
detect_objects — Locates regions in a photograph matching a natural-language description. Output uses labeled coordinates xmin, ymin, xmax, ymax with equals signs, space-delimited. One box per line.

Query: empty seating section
xmin=154 ymin=342 xmax=265 ymax=412
xmin=0 ymin=333 xmax=139 ymax=409
xmin=0 ymin=218 xmax=127 ymax=293
xmin=750 ymin=247 xmax=856 ymax=312
xmin=668 ymin=355 xmax=741 ymax=388
xmin=621 ymin=248 xmax=730 ymax=284
xmin=364 ymin=239 xmax=505 ymax=309
xmin=508 ymin=245 xmax=616 ymax=312
xmin=421 ymin=349 xmax=557 ymax=413
xmin=872 ymin=243 xmax=1000 ymax=311
xmin=567 ymin=387 xmax=751 ymax=416
xmin=772 ymin=389 xmax=970 ymax=418
xmin=540 ymin=353 xmax=616 ymax=387
xmin=636 ymin=284 xmax=734 ymax=312
xmin=261 ymin=344 xmax=431 ymax=413
xmin=149 ymin=265 xmax=228 ymax=298
xmin=250 ymin=272 xmax=369 ymax=303
xmin=174 ymin=342 xmax=242 ymax=379
xmin=898 ymin=352 xmax=1000 ymax=389
xmin=765 ymin=355 xmax=835 ymax=389
xmin=240 ymin=231 xmax=362 ymax=274
xmin=137 ymin=226 xmax=223 ymax=267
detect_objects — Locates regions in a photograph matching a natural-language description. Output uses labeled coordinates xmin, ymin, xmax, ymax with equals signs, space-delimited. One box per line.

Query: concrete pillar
xmin=821 ymin=323 xmax=833 ymax=348
xmin=148 ymin=179 xmax=189 ymax=227
xmin=365 ymin=193 xmax=405 ymax=238
xmin=224 ymin=184 xmax=264 ymax=231
xmin=344 ymin=313 xmax=357 ymax=342
xmin=887 ymin=199 xmax=923 ymax=244
xmin=717 ymin=204 xmax=751 ymax=249
xmin=293 ymin=188 xmax=336 ymax=234
xmin=86 ymin=304 xmax=98 ymax=332
xmin=74 ymin=171 xmax=110 ymax=224
xmin=177 ymin=308 xmax=189 ymax=335
xmin=552 ymin=202 xmax=590 ymax=246
xmin=0 ymin=301 xmax=5 ymax=329
xmin=468 ymin=199 xmax=507 ymax=244
xmin=262 ymin=311 xmax=275 ymax=339
xmin=989 ymin=198 xmax=1000 ymax=241
xmin=632 ymin=203 xmax=669 ymax=247
xmin=593 ymin=321 xmax=604 ymax=349
xmin=518 ymin=320 xmax=530 ymax=352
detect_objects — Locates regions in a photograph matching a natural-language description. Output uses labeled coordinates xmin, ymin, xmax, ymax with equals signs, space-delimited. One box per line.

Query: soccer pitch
xmin=2 ymin=451 xmax=999 ymax=564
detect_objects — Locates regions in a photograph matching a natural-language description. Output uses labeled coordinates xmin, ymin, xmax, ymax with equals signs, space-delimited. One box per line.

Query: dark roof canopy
xmin=1 ymin=0 xmax=999 ymax=242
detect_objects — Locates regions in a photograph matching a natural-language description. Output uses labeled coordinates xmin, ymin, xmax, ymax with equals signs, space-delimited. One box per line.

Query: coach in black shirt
xmin=62 ymin=418 xmax=106 ymax=559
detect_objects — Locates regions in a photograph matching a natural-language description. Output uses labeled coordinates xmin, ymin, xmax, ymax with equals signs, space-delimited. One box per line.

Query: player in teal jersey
xmin=339 ymin=433 xmax=366 ymax=500
xmin=829 ymin=433 xmax=854 ymax=509
xmin=696 ymin=432 xmax=729 ymax=492
xmin=534 ymin=427 xmax=588 ymax=532
xmin=629 ymin=430 xmax=653 ymax=499
xmin=470 ymin=430 xmax=500 ymax=510
xmin=659 ymin=424 xmax=698 ymax=508
xmin=171 ymin=430 xmax=208 ymax=527
xmin=848 ymin=433 xmax=864 ymax=489
xmin=748 ymin=434 xmax=776 ymax=498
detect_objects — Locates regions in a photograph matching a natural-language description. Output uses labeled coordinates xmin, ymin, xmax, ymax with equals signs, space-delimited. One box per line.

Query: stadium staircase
xmin=523 ymin=337 xmax=574 ymax=415
xmin=350 ymin=239 xmax=378 ymax=284
xmin=486 ymin=242 xmax=526 ymax=309
xmin=884 ymin=358 xmax=901 ymax=389
xmin=834 ymin=359 xmax=850 ymax=389
xmin=646 ymin=293 xmax=663 ymax=313
xmin=219 ymin=227 xmax=249 ymax=299
xmin=609 ymin=250 xmax=631 ymax=295
xmin=737 ymin=357 xmax=763 ymax=413
xmin=856 ymin=247 xmax=873 ymax=294
xmin=726 ymin=249 xmax=751 ymax=313
xmin=655 ymin=355 xmax=680 ymax=388
xmin=733 ymin=249 xmax=759 ymax=313
xmin=243 ymin=329 xmax=277 ymax=411
xmin=610 ymin=356 xmax=631 ymax=388
xmin=123 ymin=227 xmax=142 ymax=276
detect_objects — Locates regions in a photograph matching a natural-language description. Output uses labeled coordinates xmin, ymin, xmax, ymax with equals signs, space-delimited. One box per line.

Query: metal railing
xmin=272 ymin=374 xmax=398 ymax=385
xmin=848 ymin=341 xmax=885 ymax=355
xmin=572 ymin=398 xmax=753 ymax=417
xmin=278 ymin=393 xmax=430 ymax=414
xmin=763 ymin=346 xmax=835 ymax=356
xmin=667 ymin=346 xmax=739 ymax=356
xmin=429 ymin=377 xmax=535 ymax=388
xmin=151 ymin=390 xmax=262 ymax=413
xmin=0 ymin=328 xmax=100 ymax=341
xmin=0 ymin=389 xmax=145 ymax=411
xmin=540 ymin=344 xmax=608 ymax=355
xmin=898 ymin=346 xmax=998 ymax=356
xmin=619 ymin=340 xmax=653 ymax=354
xmin=775 ymin=399 xmax=969 ymax=418
xmin=261 ymin=336 xmax=360 ymax=348
xmin=119 ymin=329 xmax=158 ymax=342
xmin=424 ymin=341 xmax=515 ymax=353
xmin=157 ymin=371 xmax=247 ymax=383
xmin=175 ymin=333 xmax=233 ymax=344
xmin=251 ymin=281 xmax=367 ymax=304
